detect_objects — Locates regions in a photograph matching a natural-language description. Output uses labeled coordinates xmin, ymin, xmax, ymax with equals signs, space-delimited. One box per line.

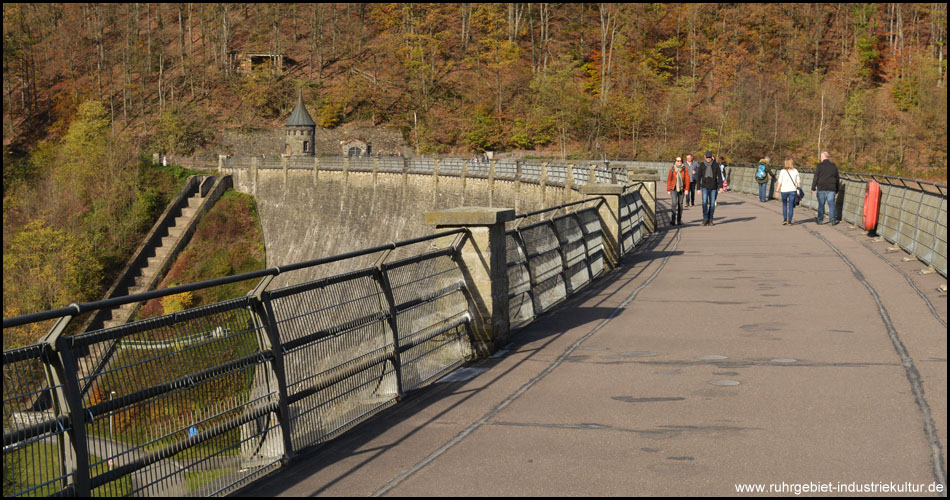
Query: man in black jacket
xmin=811 ymin=151 xmax=840 ymax=225
xmin=698 ymin=151 xmax=723 ymax=226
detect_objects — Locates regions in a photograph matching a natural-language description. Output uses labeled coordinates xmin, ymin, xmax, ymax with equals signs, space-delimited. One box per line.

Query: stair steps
xmin=99 ymin=192 xmax=207 ymax=329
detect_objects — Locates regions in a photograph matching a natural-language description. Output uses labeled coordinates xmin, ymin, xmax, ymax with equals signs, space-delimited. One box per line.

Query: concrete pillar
xmin=625 ymin=166 xmax=657 ymax=233
xmin=251 ymin=156 xmax=259 ymax=197
xmin=580 ymin=185 xmax=623 ymax=268
xmin=425 ymin=207 xmax=515 ymax=357
xmin=638 ymin=182 xmax=657 ymax=233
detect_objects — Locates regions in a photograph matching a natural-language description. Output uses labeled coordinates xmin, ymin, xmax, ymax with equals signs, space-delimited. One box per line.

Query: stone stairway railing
xmin=69 ymin=175 xmax=233 ymax=403
xmin=101 ymin=189 xmax=206 ymax=329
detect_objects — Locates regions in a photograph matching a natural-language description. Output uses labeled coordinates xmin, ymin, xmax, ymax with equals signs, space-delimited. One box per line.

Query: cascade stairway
xmin=101 ymin=191 xmax=205 ymax=329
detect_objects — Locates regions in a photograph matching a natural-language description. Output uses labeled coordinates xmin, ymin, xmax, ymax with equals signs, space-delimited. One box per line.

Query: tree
xmin=3 ymin=220 xmax=103 ymax=318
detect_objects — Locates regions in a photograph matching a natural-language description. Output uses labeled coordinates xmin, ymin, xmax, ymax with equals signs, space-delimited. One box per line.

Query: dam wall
xmin=219 ymin=157 xmax=643 ymax=287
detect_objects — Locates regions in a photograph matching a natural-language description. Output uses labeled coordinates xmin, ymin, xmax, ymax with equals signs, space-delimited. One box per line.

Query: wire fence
xmin=3 ymin=180 xmax=656 ymax=497
xmin=505 ymin=183 xmax=650 ymax=328
xmin=725 ymin=164 xmax=947 ymax=278
xmin=3 ymin=230 xmax=473 ymax=497
xmin=207 ymin=155 xmax=631 ymax=189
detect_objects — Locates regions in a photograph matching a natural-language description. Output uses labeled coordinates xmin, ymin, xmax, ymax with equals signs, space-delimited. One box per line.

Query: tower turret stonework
xmin=285 ymin=91 xmax=316 ymax=156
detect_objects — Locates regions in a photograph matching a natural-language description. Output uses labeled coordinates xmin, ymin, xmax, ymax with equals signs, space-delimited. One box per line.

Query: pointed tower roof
xmin=286 ymin=90 xmax=315 ymax=127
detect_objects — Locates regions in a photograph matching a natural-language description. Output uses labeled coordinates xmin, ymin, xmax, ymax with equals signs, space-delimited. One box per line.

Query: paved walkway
xmin=235 ymin=191 xmax=947 ymax=496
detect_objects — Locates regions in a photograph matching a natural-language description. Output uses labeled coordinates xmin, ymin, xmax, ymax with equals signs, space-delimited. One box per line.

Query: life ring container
xmin=863 ymin=180 xmax=881 ymax=231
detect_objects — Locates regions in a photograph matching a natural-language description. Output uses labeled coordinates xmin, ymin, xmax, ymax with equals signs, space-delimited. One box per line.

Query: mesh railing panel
xmin=467 ymin=162 xmax=491 ymax=179
xmin=576 ymin=208 xmax=605 ymax=276
xmin=519 ymin=221 xmax=567 ymax=314
xmin=68 ymin=298 xmax=278 ymax=497
xmin=377 ymin=157 xmax=405 ymax=173
xmin=317 ymin=156 xmax=345 ymax=171
xmin=571 ymin=166 xmax=589 ymax=186
xmin=546 ymin=165 xmax=568 ymax=186
xmin=349 ymin=157 xmax=375 ymax=172
xmin=386 ymin=251 xmax=470 ymax=390
xmin=553 ymin=214 xmax=591 ymax=294
xmin=3 ymin=345 xmax=74 ymax=497
xmin=408 ymin=158 xmax=436 ymax=174
xmin=266 ymin=269 xmax=395 ymax=451
xmin=494 ymin=162 xmax=518 ymax=181
xmin=505 ymin=232 xmax=535 ymax=326
xmin=522 ymin=164 xmax=542 ymax=183
xmin=439 ymin=159 xmax=464 ymax=177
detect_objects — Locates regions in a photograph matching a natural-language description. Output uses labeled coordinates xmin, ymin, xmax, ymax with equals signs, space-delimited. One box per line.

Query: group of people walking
xmin=667 ymin=151 xmax=840 ymax=227
xmin=666 ymin=151 xmax=725 ymax=226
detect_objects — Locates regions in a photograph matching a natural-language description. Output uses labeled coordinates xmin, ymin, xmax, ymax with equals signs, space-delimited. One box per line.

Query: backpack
xmin=756 ymin=164 xmax=767 ymax=180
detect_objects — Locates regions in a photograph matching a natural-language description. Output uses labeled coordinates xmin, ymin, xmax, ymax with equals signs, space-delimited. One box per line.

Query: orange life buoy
xmin=863 ymin=180 xmax=881 ymax=231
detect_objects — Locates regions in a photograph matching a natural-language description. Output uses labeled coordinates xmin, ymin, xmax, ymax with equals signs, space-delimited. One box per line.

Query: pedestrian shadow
xmin=712 ymin=216 xmax=756 ymax=225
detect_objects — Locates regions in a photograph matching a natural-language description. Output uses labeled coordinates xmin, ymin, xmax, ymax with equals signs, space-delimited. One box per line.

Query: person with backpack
xmin=666 ymin=156 xmax=690 ymax=226
xmin=774 ymin=158 xmax=802 ymax=225
xmin=811 ymin=151 xmax=840 ymax=225
xmin=719 ymin=155 xmax=729 ymax=191
xmin=755 ymin=156 xmax=773 ymax=202
xmin=685 ymin=153 xmax=699 ymax=207
xmin=698 ymin=151 xmax=723 ymax=226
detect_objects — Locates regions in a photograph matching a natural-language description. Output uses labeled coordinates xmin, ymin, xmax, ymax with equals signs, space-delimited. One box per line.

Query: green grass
xmin=4 ymin=442 xmax=132 ymax=497
xmin=184 ymin=468 xmax=234 ymax=493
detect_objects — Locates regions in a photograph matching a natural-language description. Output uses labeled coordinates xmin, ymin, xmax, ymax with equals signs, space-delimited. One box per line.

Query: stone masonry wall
xmin=222 ymin=167 xmax=585 ymax=289
xmin=217 ymin=125 xmax=414 ymax=158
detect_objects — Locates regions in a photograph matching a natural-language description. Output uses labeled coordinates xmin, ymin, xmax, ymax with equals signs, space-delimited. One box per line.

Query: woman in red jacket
xmin=667 ymin=156 xmax=691 ymax=226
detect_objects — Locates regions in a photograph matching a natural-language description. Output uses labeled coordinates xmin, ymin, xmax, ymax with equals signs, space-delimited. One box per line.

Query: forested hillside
xmin=2 ymin=3 xmax=947 ymax=340
xmin=4 ymin=4 xmax=947 ymax=175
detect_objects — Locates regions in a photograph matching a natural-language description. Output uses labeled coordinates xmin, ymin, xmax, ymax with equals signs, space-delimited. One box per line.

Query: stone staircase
xmin=101 ymin=191 xmax=205 ymax=329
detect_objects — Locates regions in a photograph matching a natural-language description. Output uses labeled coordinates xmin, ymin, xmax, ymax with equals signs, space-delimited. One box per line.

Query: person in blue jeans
xmin=755 ymin=156 xmax=772 ymax=202
xmin=685 ymin=153 xmax=700 ymax=207
xmin=698 ymin=151 xmax=723 ymax=226
xmin=811 ymin=151 xmax=840 ymax=225
xmin=774 ymin=158 xmax=801 ymax=225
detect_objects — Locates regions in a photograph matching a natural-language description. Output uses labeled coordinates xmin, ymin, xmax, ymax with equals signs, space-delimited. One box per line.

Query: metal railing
xmin=4 ymin=177 xmax=657 ymax=497
xmin=505 ymin=184 xmax=648 ymax=328
xmin=3 ymin=230 xmax=472 ymax=497
xmin=210 ymin=155 xmax=631 ymax=189
xmin=724 ymin=164 xmax=947 ymax=278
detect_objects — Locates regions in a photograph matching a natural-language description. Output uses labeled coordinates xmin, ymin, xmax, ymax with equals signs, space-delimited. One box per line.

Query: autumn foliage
xmin=2 ymin=4 xmax=947 ymax=343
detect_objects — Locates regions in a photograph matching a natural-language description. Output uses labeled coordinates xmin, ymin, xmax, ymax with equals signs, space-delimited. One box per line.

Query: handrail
xmin=513 ymin=197 xmax=605 ymax=221
xmin=3 ymin=176 xmax=655 ymax=498
xmin=2 ymin=228 xmax=468 ymax=329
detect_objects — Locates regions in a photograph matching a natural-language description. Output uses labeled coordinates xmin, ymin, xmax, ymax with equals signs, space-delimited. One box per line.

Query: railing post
xmin=40 ymin=315 xmax=91 ymax=496
xmin=625 ymin=167 xmax=657 ymax=233
xmin=580 ymin=185 xmax=623 ymax=268
xmin=425 ymin=208 xmax=515 ymax=357
xmin=247 ymin=278 xmax=295 ymax=464
xmin=372 ymin=263 xmax=405 ymax=399
xmin=547 ymin=217 xmax=579 ymax=294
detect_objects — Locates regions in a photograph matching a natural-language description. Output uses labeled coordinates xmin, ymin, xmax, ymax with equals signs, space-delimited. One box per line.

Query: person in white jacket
xmin=774 ymin=158 xmax=801 ymax=225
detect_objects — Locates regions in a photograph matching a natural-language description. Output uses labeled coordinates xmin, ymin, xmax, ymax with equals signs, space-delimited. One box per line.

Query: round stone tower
xmin=285 ymin=90 xmax=316 ymax=156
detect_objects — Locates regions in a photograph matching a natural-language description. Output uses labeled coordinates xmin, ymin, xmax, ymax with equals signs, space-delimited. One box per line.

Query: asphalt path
xmin=234 ymin=190 xmax=947 ymax=497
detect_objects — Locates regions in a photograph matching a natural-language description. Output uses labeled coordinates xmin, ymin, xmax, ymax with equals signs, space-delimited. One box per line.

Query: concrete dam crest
xmin=227 ymin=165 xmax=590 ymax=287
